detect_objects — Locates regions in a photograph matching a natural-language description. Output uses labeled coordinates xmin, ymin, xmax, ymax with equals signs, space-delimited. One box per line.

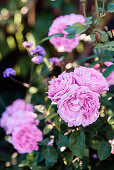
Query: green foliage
xmin=0 ymin=0 xmax=114 ymax=169
xmin=42 ymin=146 xmax=58 ymax=163
xmin=97 ymin=141 xmax=111 ymax=161
xmin=103 ymin=64 xmax=114 ymax=78
xmin=70 ymin=130 xmax=85 ymax=158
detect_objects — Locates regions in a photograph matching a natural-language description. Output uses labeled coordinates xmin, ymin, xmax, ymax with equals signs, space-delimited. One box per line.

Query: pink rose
xmin=109 ymin=139 xmax=114 ymax=154
xmin=48 ymin=71 xmax=75 ymax=102
xmin=48 ymin=14 xmax=85 ymax=52
xmin=0 ymin=110 xmax=39 ymax=134
xmin=6 ymin=99 xmax=34 ymax=115
xmin=10 ymin=124 xmax=43 ymax=153
xmin=74 ymin=66 xmax=109 ymax=94
xmin=93 ymin=62 xmax=114 ymax=87
xmin=57 ymin=84 xmax=100 ymax=127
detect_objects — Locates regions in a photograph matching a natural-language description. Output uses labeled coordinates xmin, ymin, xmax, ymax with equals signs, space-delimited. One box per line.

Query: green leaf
xmin=108 ymin=3 xmax=114 ymax=13
xmin=64 ymin=25 xmax=76 ymax=39
xmin=70 ymin=130 xmax=85 ymax=158
xmin=66 ymin=34 xmax=75 ymax=39
xmin=42 ymin=146 xmax=57 ymax=163
xmin=100 ymin=31 xmax=109 ymax=42
xmin=39 ymin=138 xmax=49 ymax=146
xmin=45 ymin=113 xmax=58 ymax=122
xmin=39 ymin=33 xmax=64 ymax=44
xmin=108 ymin=116 xmax=114 ymax=125
xmin=64 ymin=152 xmax=74 ymax=163
xmin=56 ymin=134 xmax=69 ymax=148
xmin=72 ymin=22 xmax=88 ymax=34
xmin=36 ymin=114 xmax=45 ymax=120
xmin=97 ymin=141 xmax=111 ymax=161
xmin=95 ymin=43 xmax=105 ymax=48
xmin=84 ymin=17 xmax=92 ymax=25
xmin=43 ymin=124 xmax=53 ymax=135
xmin=103 ymin=64 xmax=114 ymax=78
xmin=54 ymin=116 xmax=61 ymax=131
xmin=64 ymin=25 xmax=76 ymax=35
xmin=90 ymin=33 xmax=96 ymax=42
xmin=77 ymin=55 xmax=97 ymax=63
xmin=107 ymin=31 xmax=113 ymax=38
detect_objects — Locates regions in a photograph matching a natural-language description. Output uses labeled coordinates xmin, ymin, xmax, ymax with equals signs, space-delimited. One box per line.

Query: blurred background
xmin=0 ymin=0 xmax=114 ymax=169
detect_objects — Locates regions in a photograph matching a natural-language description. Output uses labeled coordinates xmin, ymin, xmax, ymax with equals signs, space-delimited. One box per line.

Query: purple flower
xmin=31 ymin=55 xmax=43 ymax=64
xmin=49 ymin=57 xmax=59 ymax=66
xmin=23 ymin=41 xmax=33 ymax=48
xmin=29 ymin=45 xmax=46 ymax=56
xmin=3 ymin=68 xmax=16 ymax=78
xmin=92 ymin=153 xmax=98 ymax=159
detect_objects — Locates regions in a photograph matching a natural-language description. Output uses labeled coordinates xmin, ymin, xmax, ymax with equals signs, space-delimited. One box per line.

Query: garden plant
xmin=0 ymin=0 xmax=114 ymax=169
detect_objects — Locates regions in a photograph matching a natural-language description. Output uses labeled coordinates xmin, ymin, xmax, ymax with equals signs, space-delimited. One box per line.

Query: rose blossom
xmin=93 ymin=62 xmax=114 ymax=87
xmin=0 ymin=110 xmax=39 ymax=134
xmin=48 ymin=14 xmax=85 ymax=52
xmin=74 ymin=66 xmax=109 ymax=94
xmin=6 ymin=99 xmax=34 ymax=115
xmin=48 ymin=71 xmax=75 ymax=102
xmin=109 ymin=139 xmax=114 ymax=154
xmin=10 ymin=124 xmax=43 ymax=153
xmin=57 ymin=84 xmax=100 ymax=127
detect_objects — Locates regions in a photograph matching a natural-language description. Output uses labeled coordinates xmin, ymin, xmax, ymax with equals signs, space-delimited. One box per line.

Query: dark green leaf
xmin=64 ymin=25 xmax=76 ymax=35
xmin=54 ymin=116 xmax=61 ymax=131
xmin=77 ymin=55 xmax=97 ymax=63
xmin=39 ymin=33 xmax=64 ymax=44
xmin=90 ymin=33 xmax=96 ymax=42
xmin=45 ymin=113 xmax=58 ymax=122
xmin=100 ymin=31 xmax=109 ymax=42
xmin=103 ymin=64 xmax=114 ymax=78
xmin=95 ymin=43 xmax=105 ymax=48
xmin=42 ymin=146 xmax=57 ymax=163
xmin=70 ymin=130 xmax=85 ymax=158
xmin=107 ymin=31 xmax=113 ymax=38
xmin=39 ymin=138 xmax=49 ymax=146
xmin=56 ymin=134 xmax=69 ymax=148
xmin=43 ymin=124 xmax=53 ymax=135
xmin=97 ymin=141 xmax=111 ymax=161
xmin=64 ymin=152 xmax=74 ymax=163
xmin=84 ymin=17 xmax=92 ymax=25
xmin=72 ymin=22 xmax=88 ymax=34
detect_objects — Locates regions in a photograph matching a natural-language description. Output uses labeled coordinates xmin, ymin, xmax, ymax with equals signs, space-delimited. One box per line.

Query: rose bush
xmin=0 ymin=0 xmax=114 ymax=169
